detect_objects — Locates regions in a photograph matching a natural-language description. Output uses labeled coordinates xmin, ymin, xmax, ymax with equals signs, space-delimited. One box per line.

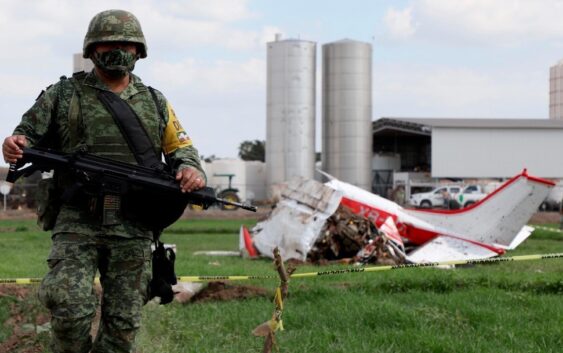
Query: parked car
xmin=539 ymin=181 xmax=563 ymax=211
xmin=539 ymin=198 xmax=561 ymax=211
xmin=408 ymin=185 xmax=462 ymax=208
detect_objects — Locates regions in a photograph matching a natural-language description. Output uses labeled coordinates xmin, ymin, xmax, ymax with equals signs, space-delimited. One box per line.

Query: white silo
xmin=266 ymin=36 xmax=316 ymax=191
xmin=322 ymin=39 xmax=373 ymax=190
xmin=73 ymin=53 xmax=94 ymax=73
xmin=549 ymin=60 xmax=563 ymax=120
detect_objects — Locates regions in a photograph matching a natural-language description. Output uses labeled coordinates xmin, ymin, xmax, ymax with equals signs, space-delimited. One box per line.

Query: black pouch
xmin=36 ymin=177 xmax=62 ymax=231
xmin=149 ymin=241 xmax=177 ymax=305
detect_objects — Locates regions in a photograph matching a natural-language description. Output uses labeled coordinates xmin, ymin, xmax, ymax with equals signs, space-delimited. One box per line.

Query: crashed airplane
xmin=243 ymin=170 xmax=555 ymax=264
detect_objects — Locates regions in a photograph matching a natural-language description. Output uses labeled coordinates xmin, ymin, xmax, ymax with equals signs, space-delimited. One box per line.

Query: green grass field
xmin=0 ymin=219 xmax=562 ymax=353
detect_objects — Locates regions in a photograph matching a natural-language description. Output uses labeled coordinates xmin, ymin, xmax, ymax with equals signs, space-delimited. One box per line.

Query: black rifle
xmin=7 ymin=147 xmax=256 ymax=230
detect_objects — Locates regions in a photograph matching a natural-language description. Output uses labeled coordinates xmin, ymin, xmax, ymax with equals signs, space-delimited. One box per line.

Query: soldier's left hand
xmin=176 ymin=168 xmax=205 ymax=193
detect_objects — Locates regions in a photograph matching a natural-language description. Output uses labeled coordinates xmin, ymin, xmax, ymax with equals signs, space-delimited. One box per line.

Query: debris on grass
xmin=192 ymin=251 xmax=240 ymax=256
xmin=308 ymin=206 xmax=406 ymax=266
xmin=173 ymin=282 xmax=205 ymax=304
xmin=247 ymin=179 xmax=406 ymax=265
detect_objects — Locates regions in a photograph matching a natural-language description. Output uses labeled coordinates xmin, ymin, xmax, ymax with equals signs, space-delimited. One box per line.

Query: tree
xmin=200 ymin=154 xmax=217 ymax=163
xmin=238 ymin=140 xmax=265 ymax=162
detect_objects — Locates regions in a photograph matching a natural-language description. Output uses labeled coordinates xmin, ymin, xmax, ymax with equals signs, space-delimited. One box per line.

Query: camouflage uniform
xmin=12 ymin=10 xmax=204 ymax=353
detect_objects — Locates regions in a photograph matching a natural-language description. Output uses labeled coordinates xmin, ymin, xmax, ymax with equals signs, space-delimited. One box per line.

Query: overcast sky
xmin=1 ymin=0 xmax=563 ymax=164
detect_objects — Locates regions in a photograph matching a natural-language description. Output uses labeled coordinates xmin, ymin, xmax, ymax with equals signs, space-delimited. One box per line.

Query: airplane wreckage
xmin=240 ymin=170 xmax=555 ymax=265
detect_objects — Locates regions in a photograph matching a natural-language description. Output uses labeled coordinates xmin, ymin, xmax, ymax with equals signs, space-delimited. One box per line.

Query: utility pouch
xmin=149 ymin=241 xmax=177 ymax=305
xmin=102 ymin=194 xmax=121 ymax=226
xmin=36 ymin=177 xmax=61 ymax=231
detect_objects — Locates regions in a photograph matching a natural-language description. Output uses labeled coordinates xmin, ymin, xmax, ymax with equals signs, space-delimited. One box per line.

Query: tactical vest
xmin=56 ymin=71 xmax=165 ymax=162
xmin=37 ymin=71 xmax=169 ymax=235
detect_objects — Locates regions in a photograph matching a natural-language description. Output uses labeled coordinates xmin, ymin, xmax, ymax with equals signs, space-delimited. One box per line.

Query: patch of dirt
xmin=6 ymin=206 xmax=558 ymax=225
xmin=0 ymin=333 xmax=43 ymax=353
xmin=0 ymin=285 xmax=32 ymax=300
xmin=0 ymin=285 xmax=47 ymax=353
xmin=0 ymin=209 xmax=35 ymax=221
xmin=190 ymin=281 xmax=269 ymax=303
xmin=529 ymin=212 xmax=561 ymax=225
xmin=0 ymin=284 xmax=103 ymax=353
xmin=181 ymin=206 xmax=272 ymax=220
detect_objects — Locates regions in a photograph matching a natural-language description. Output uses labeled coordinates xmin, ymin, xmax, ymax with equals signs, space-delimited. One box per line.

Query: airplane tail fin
xmin=404 ymin=170 xmax=554 ymax=248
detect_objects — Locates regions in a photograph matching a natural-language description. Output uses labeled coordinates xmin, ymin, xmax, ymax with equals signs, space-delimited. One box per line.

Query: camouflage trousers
xmin=38 ymin=233 xmax=152 ymax=353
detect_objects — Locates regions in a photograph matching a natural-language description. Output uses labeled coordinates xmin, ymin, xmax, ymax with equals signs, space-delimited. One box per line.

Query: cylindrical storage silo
xmin=549 ymin=60 xmax=563 ymax=120
xmin=266 ymin=38 xmax=316 ymax=191
xmin=73 ymin=53 xmax=94 ymax=73
xmin=322 ymin=39 xmax=373 ymax=190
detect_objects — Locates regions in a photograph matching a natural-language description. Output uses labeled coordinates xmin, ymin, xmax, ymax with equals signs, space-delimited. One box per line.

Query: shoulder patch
xmin=162 ymin=102 xmax=192 ymax=154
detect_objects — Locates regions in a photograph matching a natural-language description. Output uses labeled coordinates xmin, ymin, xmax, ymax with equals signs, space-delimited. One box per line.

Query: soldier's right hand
xmin=2 ymin=135 xmax=27 ymax=163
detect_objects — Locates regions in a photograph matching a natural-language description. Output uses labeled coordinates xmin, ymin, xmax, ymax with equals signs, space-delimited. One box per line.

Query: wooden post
xmin=253 ymin=247 xmax=295 ymax=353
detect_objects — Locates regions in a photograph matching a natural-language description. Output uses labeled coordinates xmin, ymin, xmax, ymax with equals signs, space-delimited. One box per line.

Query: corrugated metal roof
xmin=377 ymin=117 xmax=563 ymax=129
xmin=373 ymin=118 xmax=430 ymax=136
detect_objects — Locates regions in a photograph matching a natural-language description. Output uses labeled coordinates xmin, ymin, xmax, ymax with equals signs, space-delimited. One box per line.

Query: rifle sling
xmin=97 ymin=90 xmax=161 ymax=168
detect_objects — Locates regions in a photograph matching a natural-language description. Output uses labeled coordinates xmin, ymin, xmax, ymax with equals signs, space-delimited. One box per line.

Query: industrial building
xmin=372 ymin=117 xmax=563 ymax=202
xmin=372 ymin=117 xmax=563 ymax=177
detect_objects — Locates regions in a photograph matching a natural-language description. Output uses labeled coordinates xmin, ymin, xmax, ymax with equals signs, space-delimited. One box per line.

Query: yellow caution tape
xmin=533 ymin=226 xmax=563 ymax=234
xmin=273 ymin=287 xmax=283 ymax=310
xmin=179 ymin=253 xmax=563 ymax=282
xmin=0 ymin=278 xmax=42 ymax=284
xmin=1 ymin=253 xmax=562 ymax=285
xmin=179 ymin=275 xmax=277 ymax=282
xmin=265 ymin=287 xmax=285 ymax=333
xmin=0 ymin=277 xmax=101 ymax=285
xmin=268 ymin=318 xmax=283 ymax=332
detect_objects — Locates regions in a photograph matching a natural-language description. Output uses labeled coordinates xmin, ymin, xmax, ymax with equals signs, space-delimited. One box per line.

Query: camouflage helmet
xmin=83 ymin=9 xmax=147 ymax=59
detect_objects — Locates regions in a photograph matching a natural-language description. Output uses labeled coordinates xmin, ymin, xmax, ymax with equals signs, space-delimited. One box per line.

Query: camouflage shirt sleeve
xmin=153 ymin=89 xmax=206 ymax=180
xmin=12 ymin=83 xmax=61 ymax=147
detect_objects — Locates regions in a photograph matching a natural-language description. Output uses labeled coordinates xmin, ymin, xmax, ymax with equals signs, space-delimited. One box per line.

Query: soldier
xmin=2 ymin=9 xmax=206 ymax=353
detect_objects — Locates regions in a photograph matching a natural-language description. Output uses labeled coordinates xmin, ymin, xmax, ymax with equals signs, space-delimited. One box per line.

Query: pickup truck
xmin=408 ymin=185 xmax=462 ymax=208
xmin=408 ymin=184 xmax=488 ymax=209
xmin=451 ymin=185 xmax=488 ymax=208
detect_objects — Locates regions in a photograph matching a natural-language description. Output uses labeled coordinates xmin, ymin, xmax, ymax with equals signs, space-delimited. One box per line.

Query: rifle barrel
xmin=216 ymin=198 xmax=257 ymax=212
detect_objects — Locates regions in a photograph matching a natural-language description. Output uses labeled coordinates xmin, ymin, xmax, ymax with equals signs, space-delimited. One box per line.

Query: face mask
xmin=92 ymin=48 xmax=138 ymax=78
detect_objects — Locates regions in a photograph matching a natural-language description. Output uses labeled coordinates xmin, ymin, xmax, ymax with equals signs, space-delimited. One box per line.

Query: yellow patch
xmin=162 ymin=102 xmax=192 ymax=154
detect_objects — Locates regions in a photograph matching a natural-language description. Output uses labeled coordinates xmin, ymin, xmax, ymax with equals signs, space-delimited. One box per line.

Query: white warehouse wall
xmin=432 ymin=127 xmax=563 ymax=178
